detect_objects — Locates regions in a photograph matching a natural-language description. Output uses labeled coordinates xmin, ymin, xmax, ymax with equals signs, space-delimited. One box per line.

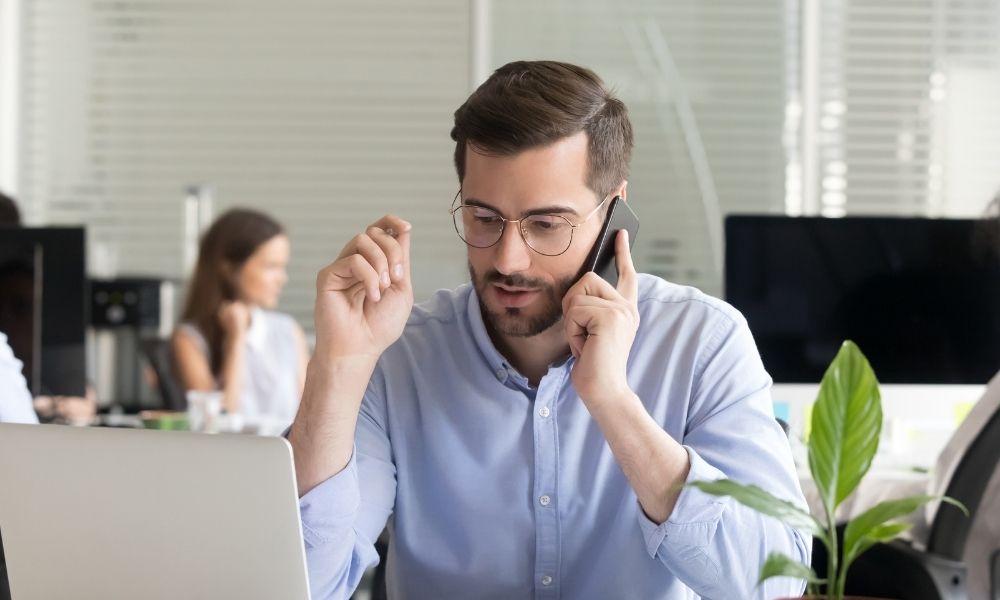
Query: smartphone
xmin=579 ymin=196 xmax=640 ymax=287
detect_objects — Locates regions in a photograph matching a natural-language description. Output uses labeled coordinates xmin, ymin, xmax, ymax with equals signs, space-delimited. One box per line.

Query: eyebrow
xmin=462 ymin=196 xmax=581 ymax=218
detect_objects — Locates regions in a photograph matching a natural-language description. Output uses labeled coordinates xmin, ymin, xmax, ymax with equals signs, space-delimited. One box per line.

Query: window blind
xmin=813 ymin=0 xmax=1000 ymax=218
xmin=19 ymin=0 xmax=473 ymax=328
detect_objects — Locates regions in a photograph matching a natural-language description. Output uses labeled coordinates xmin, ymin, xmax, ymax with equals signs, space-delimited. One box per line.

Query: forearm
xmin=589 ymin=391 xmax=690 ymax=524
xmin=220 ymin=335 xmax=246 ymax=414
xmin=289 ymin=353 xmax=378 ymax=497
xmin=639 ymin=447 xmax=811 ymax=598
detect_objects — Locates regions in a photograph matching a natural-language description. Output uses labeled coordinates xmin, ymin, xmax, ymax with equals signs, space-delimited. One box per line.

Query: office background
xmin=1 ymin=0 xmax=998 ymax=331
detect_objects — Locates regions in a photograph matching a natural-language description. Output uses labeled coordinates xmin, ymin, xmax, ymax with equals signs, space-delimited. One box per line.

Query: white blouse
xmin=178 ymin=308 xmax=301 ymax=434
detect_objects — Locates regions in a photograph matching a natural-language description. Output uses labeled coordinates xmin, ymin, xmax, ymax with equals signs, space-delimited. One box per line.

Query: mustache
xmin=482 ymin=270 xmax=547 ymax=289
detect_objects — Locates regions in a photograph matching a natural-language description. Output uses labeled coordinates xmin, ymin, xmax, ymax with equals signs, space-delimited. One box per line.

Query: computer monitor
xmin=725 ymin=215 xmax=1000 ymax=384
xmin=0 ymin=226 xmax=87 ymax=396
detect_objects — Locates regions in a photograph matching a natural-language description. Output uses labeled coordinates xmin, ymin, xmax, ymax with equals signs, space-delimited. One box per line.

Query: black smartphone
xmin=579 ymin=196 xmax=640 ymax=287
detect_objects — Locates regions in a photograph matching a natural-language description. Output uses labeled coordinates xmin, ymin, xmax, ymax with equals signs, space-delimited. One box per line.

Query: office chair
xmin=992 ymin=549 xmax=1000 ymax=600
xmin=1 ymin=530 xmax=10 ymax=600
xmin=140 ymin=337 xmax=186 ymax=410
xmin=812 ymin=377 xmax=1000 ymax=599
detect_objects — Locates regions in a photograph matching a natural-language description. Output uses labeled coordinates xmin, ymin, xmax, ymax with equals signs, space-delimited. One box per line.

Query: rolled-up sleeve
xmin=637 ymin=312 xmax=812 ymax=599
xmin=296 ymin=367 xmax=397 ymax=600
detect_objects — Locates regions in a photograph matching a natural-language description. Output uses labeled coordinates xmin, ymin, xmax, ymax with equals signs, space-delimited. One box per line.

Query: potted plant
xmin=690 ymin=340 xmax=966 ymax=599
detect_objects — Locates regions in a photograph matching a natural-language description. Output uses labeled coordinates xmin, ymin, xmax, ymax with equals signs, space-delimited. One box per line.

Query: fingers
xmin=353 ymin=232 xmax=392 ymax=290
xmin=323 ymin=215 xmax=413 ymax=302
xmin=335 ymin=253 xmax=382 ymax=301
xmin=371 ymin=215 xmax=412 ymax=279
xmin=563 ymin=297 xmax=616 ymax=359
xmin=615 ymin=230 xmax=638 ymax=304
xmin=562 ymin=288 xmax=639 ymax=359
xmin=365 ymin=225 xmax=408 ymax=284
xmin=564 ymin=302 xmax=594 ymax=359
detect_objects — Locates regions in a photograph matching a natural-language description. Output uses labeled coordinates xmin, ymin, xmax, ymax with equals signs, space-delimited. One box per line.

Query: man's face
xmin=461 ymin=131 xmax=610 ymax=338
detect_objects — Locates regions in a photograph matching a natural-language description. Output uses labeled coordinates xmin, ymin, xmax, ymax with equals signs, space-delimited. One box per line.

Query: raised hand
xmin=562 ymin=230 xmax=640 ymax=409
xmin=313 ymin=215 xmax=413 ymax=363
xmin=218 ymin=300 xmax=251 ymax=339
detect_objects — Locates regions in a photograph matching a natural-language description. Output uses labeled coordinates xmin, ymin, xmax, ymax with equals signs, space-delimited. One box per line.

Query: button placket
xmin=531 ymin=369 xmax=565 ymax=599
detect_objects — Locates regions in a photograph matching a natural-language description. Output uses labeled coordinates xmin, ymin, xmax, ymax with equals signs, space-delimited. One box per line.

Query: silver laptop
xmin=0 ymin=423 xmax=310 ymax=600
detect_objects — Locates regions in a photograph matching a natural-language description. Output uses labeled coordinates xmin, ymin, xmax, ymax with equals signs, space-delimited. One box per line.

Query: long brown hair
xmin=451 ymin=60 xmax=634 ymax=200
xmin=179 ymin=208 xmax=284 ymax=375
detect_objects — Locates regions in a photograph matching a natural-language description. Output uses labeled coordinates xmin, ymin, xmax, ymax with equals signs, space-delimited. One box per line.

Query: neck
xmin=487 ymin=320 xmax=570 ymax=387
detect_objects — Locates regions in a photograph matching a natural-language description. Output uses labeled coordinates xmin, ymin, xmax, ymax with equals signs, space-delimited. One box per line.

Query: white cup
xmin=186 ymin=390 xmax=223 ymax=433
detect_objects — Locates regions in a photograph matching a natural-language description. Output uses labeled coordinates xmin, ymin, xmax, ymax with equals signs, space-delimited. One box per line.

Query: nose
xmin=492 ymin=221 xmax=532 ymax=275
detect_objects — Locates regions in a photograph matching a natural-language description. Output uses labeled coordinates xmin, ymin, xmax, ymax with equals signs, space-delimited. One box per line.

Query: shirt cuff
xmin=637 ymin=445 xmax=728 ymax=558
xmin=298 ymin=448 xmax=361 ymax=548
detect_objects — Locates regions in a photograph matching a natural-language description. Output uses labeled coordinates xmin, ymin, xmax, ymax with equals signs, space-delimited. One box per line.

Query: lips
xmin=491 ymin=284 xmax=541 ymax=308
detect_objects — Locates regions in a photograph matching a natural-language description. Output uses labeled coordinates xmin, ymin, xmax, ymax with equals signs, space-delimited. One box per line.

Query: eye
xmin=526 ymin=215 xmax=569 ymax=233
xmin=469 ymin=207 xmax=501 ymax=224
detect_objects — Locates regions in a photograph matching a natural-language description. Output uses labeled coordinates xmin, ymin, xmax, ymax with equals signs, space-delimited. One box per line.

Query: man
xmin=289 ymin=61 xmax=810 ymax=599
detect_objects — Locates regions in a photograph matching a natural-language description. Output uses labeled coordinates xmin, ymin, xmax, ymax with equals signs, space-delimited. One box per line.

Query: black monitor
xmin=0 ymin=226 xmax=87 ymax=396
xmin=725 ymin=215 xmax=1000 ymax=384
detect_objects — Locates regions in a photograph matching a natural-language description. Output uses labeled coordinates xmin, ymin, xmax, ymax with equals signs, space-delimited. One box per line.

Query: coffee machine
xmin=89 ymin=277 xmax=178 ymax=411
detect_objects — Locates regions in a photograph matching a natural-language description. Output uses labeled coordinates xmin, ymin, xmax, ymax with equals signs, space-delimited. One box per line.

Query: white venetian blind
xmin=813 ymin=0 xmax=1000 ymax=218
xmin=19 ymin=0 xmax=473 ymax=327
xmin=491 ymin=0 xmax=793 ymax=296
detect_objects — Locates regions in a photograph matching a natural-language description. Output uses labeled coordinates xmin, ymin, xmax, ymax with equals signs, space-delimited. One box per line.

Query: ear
xmin=613 ymin=180 xmax=628 ymax=202
xmin=219 ymin=260 xmax=236 ymax=279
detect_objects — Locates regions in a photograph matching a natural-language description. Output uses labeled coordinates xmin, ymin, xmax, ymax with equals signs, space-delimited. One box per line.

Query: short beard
xmin=469 ymin=263 xmax=575 ymax=338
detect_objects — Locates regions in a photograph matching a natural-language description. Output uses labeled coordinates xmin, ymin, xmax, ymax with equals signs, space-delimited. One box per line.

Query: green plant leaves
xmin=758 ymin=552 xmax=826 ymax=586
xmin=687 ymin=479 xmax=826 ymax=541
xmin=807 ymin=340 xmax=882 ymax=520
xmin=842 ymin=495 xmax=969 ymax=568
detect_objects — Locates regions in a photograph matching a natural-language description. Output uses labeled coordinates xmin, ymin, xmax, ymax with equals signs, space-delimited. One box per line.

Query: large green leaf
xmin=807 ymin=341 xmax=882 ymax=519
xmin=687 ymin=479 xmax=826 ymax=540
xmin=758 ymin=552 xmax=825 ymax=586
xmin=843 ymin=495 xmax=968 ymax=567
xmin=844 ymin=522 xmax=913 ymax=569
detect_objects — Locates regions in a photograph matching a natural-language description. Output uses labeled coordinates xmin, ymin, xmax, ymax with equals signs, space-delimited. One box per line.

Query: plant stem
xmin=835 ymin=560 xmax=849 ymax=599
xmin=825 ymin=504 xmax=840 ymax=600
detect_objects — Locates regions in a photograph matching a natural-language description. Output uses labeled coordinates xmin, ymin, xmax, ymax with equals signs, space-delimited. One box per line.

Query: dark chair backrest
xmin=1 ymin=528 xmax=10 ymax=600
xmin=140 ymin=337 xmax=186 ymax=411
xmin=992 ymin=549 xmax=1000 ymax=600
xmin=927 ymin=391 xmax=1000 ymax=559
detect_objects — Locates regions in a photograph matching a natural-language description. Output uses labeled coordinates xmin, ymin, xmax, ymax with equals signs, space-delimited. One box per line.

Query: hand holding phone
xmin=580 ymin=196 xmax=640 ymax=287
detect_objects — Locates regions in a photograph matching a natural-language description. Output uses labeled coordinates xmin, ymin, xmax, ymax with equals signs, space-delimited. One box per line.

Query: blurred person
xmin=0 ymin=191 xmax=21 ymax=225
xmin=0 ymin=331 xmax=38 ymax=424
xmin=0 ymin=190 xmax=96 ymax=426
xmin=172 ymin=208 xmax=308 ymax=432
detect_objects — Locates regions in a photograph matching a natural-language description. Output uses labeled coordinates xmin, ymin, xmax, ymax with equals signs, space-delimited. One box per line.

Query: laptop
xmin=0 ymin=423 xmax=310 ymax=600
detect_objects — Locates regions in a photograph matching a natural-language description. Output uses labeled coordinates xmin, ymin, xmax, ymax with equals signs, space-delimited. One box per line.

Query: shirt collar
xmin=465 ymin=284 xmax=512 ymax=377
xmin=463 ymin=284 xmax=572 ymax=389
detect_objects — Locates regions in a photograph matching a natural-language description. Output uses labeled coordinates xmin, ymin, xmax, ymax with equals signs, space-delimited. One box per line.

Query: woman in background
xmin=172 ymin=208 xmax=308 ymax=432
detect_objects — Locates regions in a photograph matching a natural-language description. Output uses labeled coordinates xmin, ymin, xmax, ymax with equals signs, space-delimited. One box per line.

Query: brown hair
xmin=0 ymin=190 xmax=22 ymax=226
xmin=179 ymin=208 xmax=284 ymax=375
xmin=451 ymin=60 xmax=634 ymax=200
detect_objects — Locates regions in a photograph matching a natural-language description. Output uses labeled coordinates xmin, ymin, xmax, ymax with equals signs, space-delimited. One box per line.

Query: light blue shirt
xmin=300 ymin=274 xmax=810 ymax=599
xmin=0 ymin=332 xmax=38 ymax=425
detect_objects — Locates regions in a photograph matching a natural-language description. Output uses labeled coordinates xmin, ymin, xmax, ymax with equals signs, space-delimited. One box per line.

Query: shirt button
xmin=539 ymin=495 xmax=551 ymax=506
xmin=538 ymin=407 xmax=550 ymax=418
xmin=495 ymin=368 xmax=507 ymax=382
xmin=541 ymin=575 xmax=553 ymax=586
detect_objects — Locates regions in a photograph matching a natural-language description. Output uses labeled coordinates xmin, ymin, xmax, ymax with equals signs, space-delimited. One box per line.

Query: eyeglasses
xmin=449 ymin=191 xmax=610 ymax=257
